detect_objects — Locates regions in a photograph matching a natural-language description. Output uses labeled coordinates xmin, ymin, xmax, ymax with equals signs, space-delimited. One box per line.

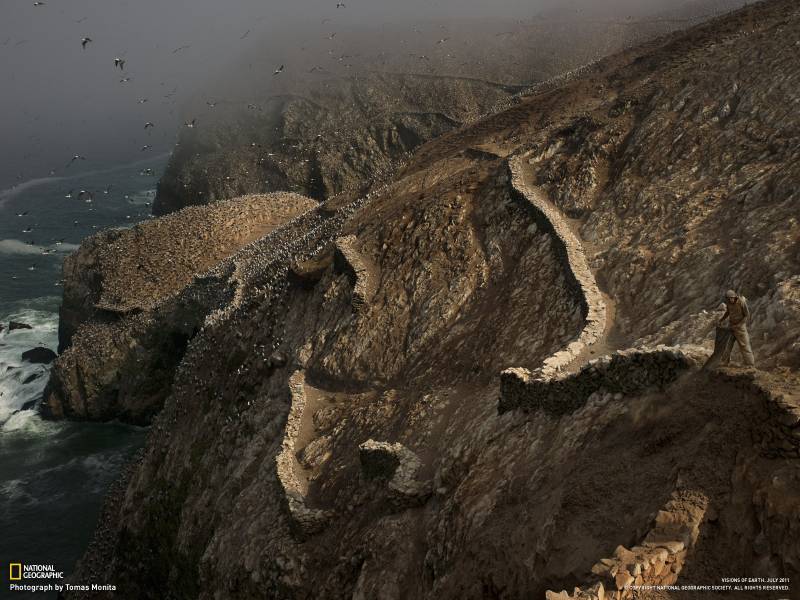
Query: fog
xmin=0 ymin=0 xmax=746 ymax=190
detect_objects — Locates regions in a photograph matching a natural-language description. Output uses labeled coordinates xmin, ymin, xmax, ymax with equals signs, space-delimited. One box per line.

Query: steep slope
xmin=61 ymin=1 xmax=800 ymax=599
xmin=153 ymin=74 xmax=524 ymax=215
xmin=154 ymin=1 xmax=748 ymax=216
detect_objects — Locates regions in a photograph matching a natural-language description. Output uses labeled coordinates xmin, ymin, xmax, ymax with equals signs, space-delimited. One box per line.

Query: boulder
xmin=8 ymin=321 xmax=32 ymax=331
xmin=22 ymin=347 xmax=57 ymax=364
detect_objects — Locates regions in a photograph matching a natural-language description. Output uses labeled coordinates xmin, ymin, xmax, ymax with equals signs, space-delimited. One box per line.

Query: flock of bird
xmin=6 ymin=1 xmax=366 ymax=276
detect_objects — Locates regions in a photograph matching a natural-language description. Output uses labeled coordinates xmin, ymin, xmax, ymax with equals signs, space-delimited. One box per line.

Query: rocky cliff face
xmin=59 ymin=1 xmax=800 ymax=598
xmin=44 ymin=193 xmax=316 ymax=423
xmin=153 ymin=74 xmax=526 ymax=215
xmin=153 ymin=1 xmax=749 ymax=218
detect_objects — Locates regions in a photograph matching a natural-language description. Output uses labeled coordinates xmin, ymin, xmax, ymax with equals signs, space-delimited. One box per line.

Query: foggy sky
xmin=0 ymin=0 xmax=746 ymax=190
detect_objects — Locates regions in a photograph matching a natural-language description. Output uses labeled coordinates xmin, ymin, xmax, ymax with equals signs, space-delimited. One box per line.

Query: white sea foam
xmin=0 ymin=307 xmax=58 ymax=427
xmin=128 ymin=188 xmax=157 ymax=205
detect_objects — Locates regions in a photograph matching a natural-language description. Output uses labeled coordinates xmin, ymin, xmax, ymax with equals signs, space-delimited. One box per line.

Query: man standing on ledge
xmin=719 ymin=289 xmax=755 ymax=367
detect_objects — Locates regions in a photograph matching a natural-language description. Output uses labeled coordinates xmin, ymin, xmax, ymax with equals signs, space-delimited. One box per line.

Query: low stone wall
xmin=334 ymin=235 xmax=377 ymax=313
xmin=358 ymin=440 xmax=431 ymax=508
xmin=275 ymin=370 xmax=332 ymax=537
xmin=507 ymin=155 xmax=606 ymax=377
xmin=547 ymin=491 xmax=708 ymax=600
xmin=499 ymin=345 xmax=708 ymax=416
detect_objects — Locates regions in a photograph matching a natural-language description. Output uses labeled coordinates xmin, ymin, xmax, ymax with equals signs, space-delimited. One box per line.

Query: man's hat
xmin=725 ymin=289 xmax=737 ymax=299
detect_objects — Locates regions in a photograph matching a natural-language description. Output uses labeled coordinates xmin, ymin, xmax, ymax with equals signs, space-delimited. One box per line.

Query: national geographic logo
xmin=7 ymin=563 xmax=64 ymax=580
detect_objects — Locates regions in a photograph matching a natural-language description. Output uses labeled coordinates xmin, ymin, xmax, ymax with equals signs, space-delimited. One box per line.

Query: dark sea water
xmin=0 ymin=154 xmax=169 ymax=596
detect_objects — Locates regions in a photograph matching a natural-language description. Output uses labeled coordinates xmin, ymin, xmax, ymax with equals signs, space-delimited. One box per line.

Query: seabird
xmin=185 ymin=118 xmax=196 ymax=128
xmin=103 ymin=185 xmax=112 ymax=194
xmin=240 ymin=30 xmax=250 ymax=40
xmin=328 ymin=32 xmax=336 ymax=39
xmin=66 ymin=155 xmax=85 ymax=167
xmin=120 ymin=77 xmax=131 ymax=83
xmin=114 ymin=57 xmax=125 ymax=70
xmin=33 ymin=1 xmax=45 ymax=5
xmin=81 ymin=37 xmax=92 ymax=49
xmin=336 ymin=2 xmax=345 ymax=7
xmin=137 ymin=98 xmax=148 ymax=104
xmin=273 ymin=64 xmax=284 ymax=75
xmin=141 ymin=145 xmax=151 ymax=151
xmin=144 ymin=122 xmax=154 ymax=129
xmin=205 ymin=100 xmax=217 ymax=108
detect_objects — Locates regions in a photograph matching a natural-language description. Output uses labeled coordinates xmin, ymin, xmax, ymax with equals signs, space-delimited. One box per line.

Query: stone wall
xmin=275 ymin=370 xmax=332 ymax=537
xmin=499 ymin=345 xmax=708 ymax=415
xmin=334 ymin=235 xmax=377 ymax=313
xmin=547 ymin=491 xmax=708 ymax=600
xmin=358 ymin=440 xmax=431 ymax=508
xmin=507 ymin=155 xmax=606 ymax=378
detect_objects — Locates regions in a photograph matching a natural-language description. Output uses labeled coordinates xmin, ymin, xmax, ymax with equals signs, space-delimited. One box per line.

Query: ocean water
xmin=0 ymin=154 xmax=168 ymax=594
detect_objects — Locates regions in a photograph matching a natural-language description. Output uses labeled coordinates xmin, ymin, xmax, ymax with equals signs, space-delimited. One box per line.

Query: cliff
xmin=44 ymin=192 xmax=316 ymax=423
xmin=153 ymin=73 xmax=525 ymax=215
xmin=153 ymin=1 xmax=749 ymax=217
xmin=56 ymin=0 xmax=800 ymax=598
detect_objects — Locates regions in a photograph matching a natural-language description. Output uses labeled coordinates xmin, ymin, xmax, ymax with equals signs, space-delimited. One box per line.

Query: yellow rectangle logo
xmin=9 ymin=563 xmax=22 ymax=580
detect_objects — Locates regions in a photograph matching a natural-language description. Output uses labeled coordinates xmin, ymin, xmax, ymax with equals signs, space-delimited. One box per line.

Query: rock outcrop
xmin=21 ymin=347 xmax=57 ymax=364
xmin=43 ymin=193 xmax=316 ymax=423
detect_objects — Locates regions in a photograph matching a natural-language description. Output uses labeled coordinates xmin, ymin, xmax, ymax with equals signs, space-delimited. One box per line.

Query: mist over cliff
xmin=0 ymin=0 xmax=746 ymax=190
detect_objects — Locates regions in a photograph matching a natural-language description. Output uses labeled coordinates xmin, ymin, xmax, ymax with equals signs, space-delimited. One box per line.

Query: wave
xmin=0 ymin=306 xmax=59 ymax=427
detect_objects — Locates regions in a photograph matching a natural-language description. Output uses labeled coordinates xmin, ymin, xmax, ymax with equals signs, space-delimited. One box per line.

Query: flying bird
xmin=336 ymin=2 xmax=345 ymax=7
xmin=120 ymin=77 xmax=131 ymax=83
xmin=172 ymin=45 xmax=190 ymax=54
xmin=114 ymin=57 xmax=125 ymax=70
xmin=66 ymin=155 xmax=85 ymax=167
xmin=33 ymin=1 xmax=45 ymax=5
xmin=437 ymin=38 xmax=449 ymax=44
xmin=103 ymin=185 xmax=112 ymax=195
xmin=137 ymin=98 xmax=148 ymax=104
xmin=205 ymin=100 xmax=217 ymax=108
xmin=273 ymin=64 xmax=284 ymax=75
xmin=328 ymin=32 xmax=337 ymax=39
xmin=240 ymin=30 xmax=250 ymax=40
xmin=144 ymin=122 xmax=154 ymax=129
xmin=141 ymin=145 xmax=151 ymax=151
xmin=185 ymin=118 xmax=196 ymax=128
xmin=81 ymin=37 xmax=92 ymax=49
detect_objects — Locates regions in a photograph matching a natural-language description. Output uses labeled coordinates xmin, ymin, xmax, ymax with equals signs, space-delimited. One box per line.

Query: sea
xmin=0 ymin=153 xmax=169 ymax=596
